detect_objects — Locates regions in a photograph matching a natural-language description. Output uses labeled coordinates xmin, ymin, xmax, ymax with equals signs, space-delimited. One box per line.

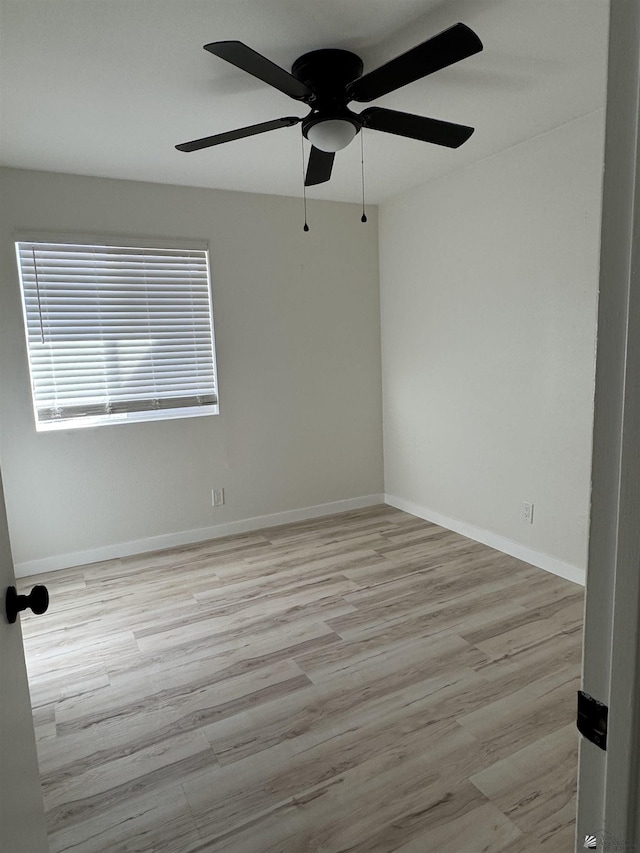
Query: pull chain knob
xmin=5 ymin=585 xmax=49 ymax=624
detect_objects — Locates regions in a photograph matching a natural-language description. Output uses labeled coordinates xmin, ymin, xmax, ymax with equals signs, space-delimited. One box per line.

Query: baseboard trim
xmin=15 ymin=492 xmax=586 ymax=586
xmin=384 ymin=493 xmax=586 ymax=587
xmin=14 ymin=493 xmax=385 ymax=578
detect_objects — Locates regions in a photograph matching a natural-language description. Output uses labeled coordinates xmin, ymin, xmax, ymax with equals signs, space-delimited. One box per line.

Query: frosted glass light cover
xmin=306 ymin=119 xmax=357 ymax=152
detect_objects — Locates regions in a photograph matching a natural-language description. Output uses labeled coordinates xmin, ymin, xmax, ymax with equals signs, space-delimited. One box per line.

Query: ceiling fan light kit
xmin=305 ymin=118 xmax=358 ymax=153
xmin=176 ymin=22 xmax=483 ymax=211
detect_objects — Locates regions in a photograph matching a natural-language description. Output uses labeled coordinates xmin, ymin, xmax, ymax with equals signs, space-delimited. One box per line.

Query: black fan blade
xmin=176 ymin=116 xmax=301 ymax=152
xmin=204 ymin=41 xmax=312 ymax=101
xmin=347 ymin=23 xmax=483 ymax=103
xmin=360 ymin=107 xmax=473 ymax=148
xmin=305 ymin=146 xmax=335 ymax=186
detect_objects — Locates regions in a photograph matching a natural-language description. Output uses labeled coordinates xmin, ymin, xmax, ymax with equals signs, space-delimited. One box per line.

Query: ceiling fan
xmin=176 ymin=23 xmax=483 ymax=187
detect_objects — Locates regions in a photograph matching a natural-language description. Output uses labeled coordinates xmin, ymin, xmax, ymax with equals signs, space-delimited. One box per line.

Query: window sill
xmin=35 ymin=405 xmax=219 ymax=432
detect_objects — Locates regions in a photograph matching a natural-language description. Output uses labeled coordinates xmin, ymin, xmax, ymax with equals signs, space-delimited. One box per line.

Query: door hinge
xmin=577 ymin=690 xmax=608 ymax=751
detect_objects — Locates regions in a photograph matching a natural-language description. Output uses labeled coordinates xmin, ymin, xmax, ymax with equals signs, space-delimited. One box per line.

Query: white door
xmin=575 ymin=0 xmax=640 ymax=848
xmin=0 ymin=466 xmax=48 ymax=852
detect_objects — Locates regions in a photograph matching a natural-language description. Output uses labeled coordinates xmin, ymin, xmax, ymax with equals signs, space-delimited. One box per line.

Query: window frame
xmin=14 ymin=232 xmax=220 ymax=432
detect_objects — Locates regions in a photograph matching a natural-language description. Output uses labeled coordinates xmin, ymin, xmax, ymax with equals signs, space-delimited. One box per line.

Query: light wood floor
xmin=20 ymin=505 xmax=584 ymax=852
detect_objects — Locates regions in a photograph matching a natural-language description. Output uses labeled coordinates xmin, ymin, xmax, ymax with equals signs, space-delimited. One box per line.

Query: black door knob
xmin=5 ymin=585 xmax=49 ymax=624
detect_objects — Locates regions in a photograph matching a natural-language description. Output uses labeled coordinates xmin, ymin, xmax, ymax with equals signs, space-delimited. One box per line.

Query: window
xmin=15 ymin=238 xmax=219 ymax=431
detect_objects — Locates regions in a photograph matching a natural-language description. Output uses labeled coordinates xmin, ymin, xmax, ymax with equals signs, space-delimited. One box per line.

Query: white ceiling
xmin=0 ymin=0 xmax=609 ymax=204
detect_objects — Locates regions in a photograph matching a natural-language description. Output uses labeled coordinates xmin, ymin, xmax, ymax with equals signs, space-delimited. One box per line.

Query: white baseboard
xmin=15 ymin=492 xmax=586 ymax=587
xmin=14 ymin=493 xmax=385 ymax=578
xmin=384 ymin=493 xmax=586 ymax=587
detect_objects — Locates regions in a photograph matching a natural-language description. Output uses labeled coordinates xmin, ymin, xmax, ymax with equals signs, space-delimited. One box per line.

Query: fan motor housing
xmin=292 ymin=49 xmax=363 ymax=102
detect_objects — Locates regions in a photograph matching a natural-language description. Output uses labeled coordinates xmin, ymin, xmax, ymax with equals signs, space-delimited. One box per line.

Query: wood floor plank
xmin=19 ymin=505 xmax=583 ymax=851
xmin=206 ymin=634 xmax=481 ymax=767
xmin=48 ymin=784 xmax=201 ymax=853
xmin=394 ymin=801 xmax=524 ymax=853
xmin=469 ymin=723 xmax=579 ymax=845
xmin=184 ymin=720 xmax=487 ymax=847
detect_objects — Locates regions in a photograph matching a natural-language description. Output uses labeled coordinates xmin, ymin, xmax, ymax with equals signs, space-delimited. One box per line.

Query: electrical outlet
xmin=521 ymin=501 xmax=534 ymax=524
xmin=212 ymin=488 xmax=224 ymax=507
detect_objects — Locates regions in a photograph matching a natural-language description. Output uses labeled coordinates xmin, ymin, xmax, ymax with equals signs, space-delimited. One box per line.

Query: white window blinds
xmin=16 ymin=240 xmax=219 ymax=430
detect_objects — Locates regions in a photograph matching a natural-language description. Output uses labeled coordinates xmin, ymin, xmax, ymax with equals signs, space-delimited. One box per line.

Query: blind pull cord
xmin=32 ymin=247 xmax=45 ymax=343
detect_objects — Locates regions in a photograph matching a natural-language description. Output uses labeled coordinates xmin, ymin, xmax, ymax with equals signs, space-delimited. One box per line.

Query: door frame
xmin=576 ymin=0 xmax=640 ymax=847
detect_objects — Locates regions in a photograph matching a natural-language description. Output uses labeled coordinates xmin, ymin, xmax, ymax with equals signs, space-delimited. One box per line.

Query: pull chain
xmin=360 ymin=129 xmax=367 ymax=223
xmin=301 ymin=134 xmax=309 ymax=232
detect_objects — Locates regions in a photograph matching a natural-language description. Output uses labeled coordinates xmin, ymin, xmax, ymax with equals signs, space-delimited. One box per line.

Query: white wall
xmin=379 ymin=111 xmax=605 ymax=574
xmin=0 ymin=168 xmax=383 ymax=572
